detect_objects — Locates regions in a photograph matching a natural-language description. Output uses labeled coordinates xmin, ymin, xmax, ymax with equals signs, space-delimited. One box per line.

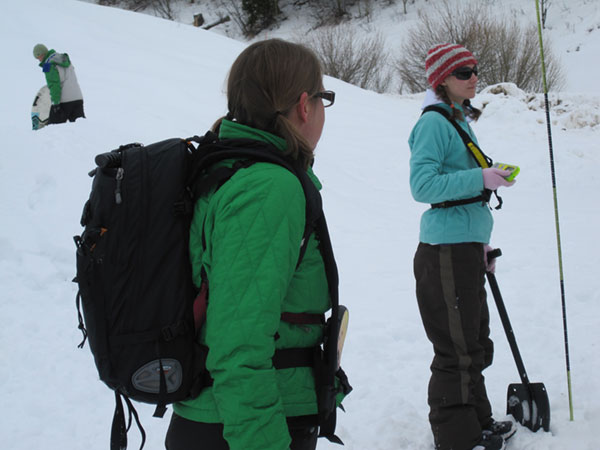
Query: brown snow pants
xmin=414 ymin=242 xmax=494 ymax=450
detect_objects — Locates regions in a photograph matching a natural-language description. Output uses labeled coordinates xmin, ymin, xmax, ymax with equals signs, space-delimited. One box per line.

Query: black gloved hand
xmin=49 ymin=103 xmax=64 ymax=124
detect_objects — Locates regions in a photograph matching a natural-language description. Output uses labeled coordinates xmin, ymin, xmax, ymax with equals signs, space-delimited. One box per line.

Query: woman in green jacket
xmin=409 ymin=44 xmax=515 ymax=450
xmin=166 ymin=39 xmax=344 ymax=450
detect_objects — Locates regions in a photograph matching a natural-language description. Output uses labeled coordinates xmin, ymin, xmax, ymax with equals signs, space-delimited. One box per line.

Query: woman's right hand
xmin=483 ymin=244 xmax=497 ymax=273
xmin=482 ymin=168 xmax=516 ymax=190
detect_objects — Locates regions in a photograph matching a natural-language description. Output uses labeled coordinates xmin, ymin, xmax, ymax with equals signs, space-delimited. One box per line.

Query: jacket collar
xmin=218 ymin=119 xmax=287 ymax=151
xmin=217 ymin=119 xmax=322 ymax=190
xmin=421 ymin=88 xmax=473 ymax=122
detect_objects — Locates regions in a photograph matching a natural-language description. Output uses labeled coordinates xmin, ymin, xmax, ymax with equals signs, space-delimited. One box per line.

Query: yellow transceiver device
xmin=492 ymin=162 xmax=520 ymax=181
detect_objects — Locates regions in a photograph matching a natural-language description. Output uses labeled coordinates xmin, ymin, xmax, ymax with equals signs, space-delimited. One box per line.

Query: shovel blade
xmin=507 ymin=383 xmax=551 ymax=432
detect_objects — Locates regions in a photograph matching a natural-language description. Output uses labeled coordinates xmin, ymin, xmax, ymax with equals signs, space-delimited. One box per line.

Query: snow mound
xmin=478 ymin=83 xmax=600 ymax=129
xmin=482 ymin=82 xmax=529 ymax=99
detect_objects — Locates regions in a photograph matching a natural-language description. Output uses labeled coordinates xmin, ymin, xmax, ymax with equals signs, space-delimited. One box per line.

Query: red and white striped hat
xmin=425 ymin=43 xmax=478 ymax=89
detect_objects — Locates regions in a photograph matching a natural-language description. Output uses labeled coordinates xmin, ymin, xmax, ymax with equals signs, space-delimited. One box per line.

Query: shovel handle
xmin=486 ymin=249 xmax=551 ymax=432
xmin=487 ymin=248 xmax=502 ymax=261
xmin=485 ymin=250 xmax=532 ymax=386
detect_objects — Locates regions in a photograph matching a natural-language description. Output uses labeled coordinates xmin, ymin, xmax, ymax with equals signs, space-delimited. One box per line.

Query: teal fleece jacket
xmin=174 ymin=120 xmax=345 ymax=450
xmin=408 ymin=103 xmax=493 ymax=244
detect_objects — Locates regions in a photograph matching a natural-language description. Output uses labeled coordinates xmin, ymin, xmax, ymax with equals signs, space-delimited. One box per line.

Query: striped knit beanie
xmin=425 ymin=43 xmax=478 ymax=90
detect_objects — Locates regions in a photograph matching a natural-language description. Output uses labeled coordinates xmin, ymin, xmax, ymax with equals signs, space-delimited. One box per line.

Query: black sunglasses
xmin=451 ymin=66 xmax=478 ymax=80
xmin=313 ymin=90 xmax=335 ymax=107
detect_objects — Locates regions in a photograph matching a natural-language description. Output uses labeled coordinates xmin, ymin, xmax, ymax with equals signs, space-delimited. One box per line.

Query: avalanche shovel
xmin=486 ymin=249 xmax=551 ymax=432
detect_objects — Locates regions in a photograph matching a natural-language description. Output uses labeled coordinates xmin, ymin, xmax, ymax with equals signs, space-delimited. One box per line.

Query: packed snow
xmin=1 ymin=0 xmax=599 ymax=449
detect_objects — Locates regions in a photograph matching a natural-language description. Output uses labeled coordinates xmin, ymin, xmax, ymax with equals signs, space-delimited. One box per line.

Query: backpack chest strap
xmin=281 ymin=312 xmax=324 ymax=325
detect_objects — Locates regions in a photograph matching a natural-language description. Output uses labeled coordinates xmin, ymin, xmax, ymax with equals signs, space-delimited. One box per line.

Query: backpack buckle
xmin=161 ymin=322 xmax=186 ymax=341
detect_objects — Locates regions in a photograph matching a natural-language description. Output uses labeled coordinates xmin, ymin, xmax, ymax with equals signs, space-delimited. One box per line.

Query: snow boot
xmin=484 ymin=419 xmax=516 ymax=441
xmin=472 ymin=433 xmax=505 ymax=450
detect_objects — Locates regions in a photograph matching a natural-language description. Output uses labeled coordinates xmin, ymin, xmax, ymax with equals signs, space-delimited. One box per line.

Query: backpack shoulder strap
xmin=188 ymin=136 xmax=322 ymax=269
xmin=421 ymin=106 xmax=503 ymax=210
xmin=422 ymin=105 xmax=493 ymax=169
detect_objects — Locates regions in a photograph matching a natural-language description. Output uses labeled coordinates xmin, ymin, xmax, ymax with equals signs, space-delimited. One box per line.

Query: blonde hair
xmin=213 ymin=39 xmax=323 ymax=169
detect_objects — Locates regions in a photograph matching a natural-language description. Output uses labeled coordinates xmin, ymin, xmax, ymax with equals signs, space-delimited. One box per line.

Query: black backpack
xmin=73 ymin=132 xmax=351 ymax=449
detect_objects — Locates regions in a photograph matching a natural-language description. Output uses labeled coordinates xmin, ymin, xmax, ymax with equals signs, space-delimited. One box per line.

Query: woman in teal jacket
xmin=166 ymin=39 xmax=346 ymax=450
xmin=409 ymin=44 xmax=515 ymax=450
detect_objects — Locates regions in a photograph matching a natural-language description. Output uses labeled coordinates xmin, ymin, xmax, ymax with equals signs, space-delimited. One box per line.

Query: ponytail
xmin=434 ymin=85 xmax=482 ymax=122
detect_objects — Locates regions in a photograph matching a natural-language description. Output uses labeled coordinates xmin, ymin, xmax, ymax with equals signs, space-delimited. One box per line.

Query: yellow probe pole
xmin=535 ymin=0 xmax=574 ymax=422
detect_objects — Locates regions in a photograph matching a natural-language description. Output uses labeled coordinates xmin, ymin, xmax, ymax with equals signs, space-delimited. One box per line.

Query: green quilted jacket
xmin=173 ymin=120 xmax=334 ymax=450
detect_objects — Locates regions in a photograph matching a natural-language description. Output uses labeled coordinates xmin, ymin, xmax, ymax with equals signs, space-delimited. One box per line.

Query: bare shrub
xmin=302 ymin=24 xmax=392 ymax=93
xmin=541 ymin=0 xmax=551 ymax=29
xmin=307 ymin=0 xmax=372 ymax=25
xmin=218 ymin=0 xmax=252 ymax=36
xmin=98 ymin=0 xmax=145 ymax=9
xmin=152 ymin=0 xmax=175 ymax=20
xmin=97 ymin=0 xmax=174 ymax=19
xmin=307 ymin=0 xmax=398 ymax=23
xmin=217 ymin=0 xmax=279 ymax=36
xmin=401 ymin=0 xmax=416 ymax=15
xmin=306 ymin=0 xmax=352 ymax=26
xmin=395 ymin=0 xmax=564 ymax=93
xmin=241 ymin=0 xmax=280 ymax=35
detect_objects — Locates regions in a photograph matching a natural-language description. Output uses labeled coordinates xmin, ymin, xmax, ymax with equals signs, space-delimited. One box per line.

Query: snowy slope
xmin=86 ymin=0 xmax=600 ymax=95
xmin=1 ymin=1 xmax=599 ymax=449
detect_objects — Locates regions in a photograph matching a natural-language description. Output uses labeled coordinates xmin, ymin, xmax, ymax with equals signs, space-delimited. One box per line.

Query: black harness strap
xmin=191 ymin=138 xmax=319 ymax=271
xmin=422 ymin=105 xmax=503 ymax=210
xmin=273 ymin=347 xmax=317 ymax=369
xmin=202 ymin=346 xmax=318 ymax=389
xmin=423 ymin=106 xmax=493 ymax=168
xmin=431 ymin=193 xmax=489 ymax=209
xmin=311 ymin=212 xmax=347 ymax=444
xmin=281 ymin=312 xmax=324 ymax=324
xmin=111 ymin=391 xmax=146 ymax=450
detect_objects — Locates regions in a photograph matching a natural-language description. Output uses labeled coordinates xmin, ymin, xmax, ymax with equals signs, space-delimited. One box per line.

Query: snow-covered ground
xmin=1 ymin=0 xmax=599 ymax=449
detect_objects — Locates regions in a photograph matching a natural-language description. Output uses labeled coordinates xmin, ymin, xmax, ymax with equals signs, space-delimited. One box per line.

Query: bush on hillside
xmin=395 ymin=0 xmax=564 ymax=93
xmin=308 ymin=0 xmax=352 ymax=23
xmin=241 ymin=0 xmax=280 ymax=35
xmin=305 ymin=0 xmax=396 ymax=25
xmin=217 ymin=0 xmax=280 ymax=36
xmin=301 ymin=24 xmax=392 ymax=93
xmin=98 ymin=0 xmax=174 ymax=20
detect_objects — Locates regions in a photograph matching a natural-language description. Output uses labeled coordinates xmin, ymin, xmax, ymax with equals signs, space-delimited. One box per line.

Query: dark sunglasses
xmin=451 ymin=66 xmax=478 ymax=80
xmin=313 ymin=90 xmax=335 ymax=107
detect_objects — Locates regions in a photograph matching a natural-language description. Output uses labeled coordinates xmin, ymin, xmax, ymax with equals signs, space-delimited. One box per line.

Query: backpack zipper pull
xmin=115 ymin=168 xmax=124 ymax=204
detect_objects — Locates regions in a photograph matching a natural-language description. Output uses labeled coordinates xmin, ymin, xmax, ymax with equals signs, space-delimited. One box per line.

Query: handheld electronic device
xmin=493 ymin=162 xmax=520 ymax=181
